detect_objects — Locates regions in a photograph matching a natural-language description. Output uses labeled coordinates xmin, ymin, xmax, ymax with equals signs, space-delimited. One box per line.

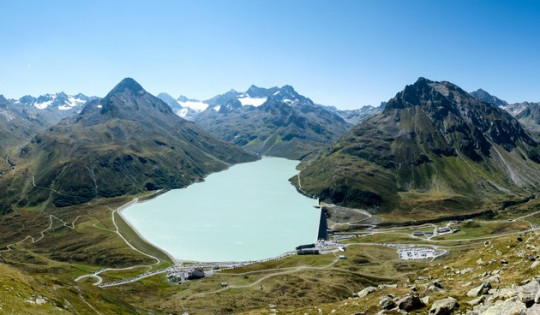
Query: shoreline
xmin=116 ymin=196 xmax=301 ymax=265
xmin=115 ymin=196 xmax=178 ymax=263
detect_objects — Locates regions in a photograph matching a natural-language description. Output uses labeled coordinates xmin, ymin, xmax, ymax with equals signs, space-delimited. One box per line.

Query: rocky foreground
xmin=274 ymin=228 xmax=540 ymax=314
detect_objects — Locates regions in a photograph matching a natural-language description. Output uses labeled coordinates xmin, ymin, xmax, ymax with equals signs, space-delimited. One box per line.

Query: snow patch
xmin=178 ymin=100 xmax=208 ymax=112
xmin=175 ymin=108 xmax=189 ymax=118
xmin=34 ymin=99 xmax=53 ymax=109
xmin=283 ymin=99 xmax=299 ymax=106
xmin=212 ymin=105 xmax=221 ymax=112
xmin=237 ymin=97 xmax=267 ymax=107
xmin=60 ymin=96 xmax=86 ymax=110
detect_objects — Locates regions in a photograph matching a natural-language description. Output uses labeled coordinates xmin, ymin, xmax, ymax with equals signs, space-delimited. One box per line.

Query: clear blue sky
xmin=1 ymin=0 xmax=539 ymax=109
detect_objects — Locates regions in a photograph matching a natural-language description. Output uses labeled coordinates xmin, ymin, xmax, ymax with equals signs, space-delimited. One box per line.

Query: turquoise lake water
xmin=121 ymin=157 xmax=320 ymax=262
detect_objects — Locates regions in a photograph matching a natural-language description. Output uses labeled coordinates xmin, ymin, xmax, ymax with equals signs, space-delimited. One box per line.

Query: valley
xmin=0 ymin=77 xmax=539 ymax=314
xmin=0 ymin=187 xmax=538 ymax=314
xmin=3 ymin=1 xmax=540 ymax=313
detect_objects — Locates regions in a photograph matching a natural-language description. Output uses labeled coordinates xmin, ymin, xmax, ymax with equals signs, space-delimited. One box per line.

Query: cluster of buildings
xmin=412 ymin=221 xmax=462 ymax=238
xmin=166 ymin=266 xmax=211 ymax=284
xmin=398 ymin=248 xmax=437 ymax=260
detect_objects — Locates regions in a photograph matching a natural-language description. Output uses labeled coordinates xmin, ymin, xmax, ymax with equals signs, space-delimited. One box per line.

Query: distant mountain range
xmin=296 ymin=78 xmax=540 ymax=219
xmin=470 ymin=89 xmax=540 ymax=138
xmin=12 ymin=92 xmax=96 ymax=125
xmin=0 ymin=79 xmax=257 ymax=210
xmin=158 ymin=86 xmax=382 ymax=124
xmin=470 ymin=88 xmax=509 ymax=107
xmin=159 ymin=85 xmax=383 ymax=159
xmin=15 ymin=92 xmax=93 ymax=111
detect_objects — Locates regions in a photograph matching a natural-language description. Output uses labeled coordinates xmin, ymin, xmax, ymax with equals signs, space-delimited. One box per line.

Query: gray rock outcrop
xmin=429 ymin=297 xmax=459 ymax=315
xmin=467 ymin=282 xmax=491 ymax=297
xmin=397 ymin=295 xmax=425 ymax=312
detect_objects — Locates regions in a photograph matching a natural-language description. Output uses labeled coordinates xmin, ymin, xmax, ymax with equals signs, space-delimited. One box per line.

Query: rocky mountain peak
xmin=107 ymin=77 xmax=145 ymax=96
xmin=80 ymin=78 xmax=173 ymax=124
xmin=384 ymin=77 xmax=450 ymax=111
xmin=247 ymin=85 xmax=278 ymax=98
xmin=470 ymin=88 xmax=509 ymax=107
xmin=296 ymin=78 xmax=540 ymax=214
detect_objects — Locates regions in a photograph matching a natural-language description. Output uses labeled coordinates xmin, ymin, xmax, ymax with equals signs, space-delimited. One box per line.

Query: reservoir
xmin=121 ymin=157 xmax=320 ymax=262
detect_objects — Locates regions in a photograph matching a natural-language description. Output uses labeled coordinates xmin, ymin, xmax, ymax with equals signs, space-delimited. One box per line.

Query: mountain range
xmin=2 ymin=77 xmax=540 ymax=313
xmin=193 ymin=85 xmax=354 ymax=159
xmin=296 ymin=78 xmax=540 ymax=219
xmin=470 ymin=89 xmax=540 ymax=139
xmin=159 ymin=85 xmax=382 ymax=159
xmin=0 ymin=92 xmax=96 ymax=170
xmin=0 ymin=78 xmax=257 ymax=210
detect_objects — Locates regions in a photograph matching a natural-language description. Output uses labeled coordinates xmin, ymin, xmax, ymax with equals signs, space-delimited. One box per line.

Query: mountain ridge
xmin=470 ymin=88 xmax=540 ymax=139
xmin=295 ymin=78 xmax=540 ymax=218
xmin=0 ymin=78 xmax=258 ymax=210
xmin=192 ymin=85 xmax=352 ymax=159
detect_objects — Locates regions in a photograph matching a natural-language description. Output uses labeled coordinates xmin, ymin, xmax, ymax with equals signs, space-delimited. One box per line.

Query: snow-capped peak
xmin=237 ymin=96 xmax=267 ymax=107
xmin=35 ymin=97 xmax=54 ymax=109
xmin=58 ymin=95 xmax=87 ymax=110
xmin=20 ymin=93 xmax=92 ymax=111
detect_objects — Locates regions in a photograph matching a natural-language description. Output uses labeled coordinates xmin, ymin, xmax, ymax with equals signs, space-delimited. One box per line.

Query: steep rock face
xmin=0 ymin=78 xmax=257 ymax=208
xmin=0 ymin=96 xmax=50 ymax=166
xmin=195 ymin=85 xmax=351 ymax=159
xmin=470 ymin=89 xmax=540 ymax=139
xmin=515 ymin=102 xmax=540 ymax=138
xmin=516 ymin=103 xmax=540 ymax=124
xmin=296 ymin=78 xmax=540 ymax=216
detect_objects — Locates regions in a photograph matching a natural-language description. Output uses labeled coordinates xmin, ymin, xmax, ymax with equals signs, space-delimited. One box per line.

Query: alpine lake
xmin=121 ymin=157 xmax=320 ymax=262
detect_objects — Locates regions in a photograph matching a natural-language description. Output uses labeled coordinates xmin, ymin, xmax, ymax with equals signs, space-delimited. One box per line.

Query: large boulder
xmin=397 ymin=295 xmax=425 ymax=312
xmin=427 ymin=279 xmax=446 ymax=292
xmin=379 ymin=295 xmax=396 ymax=310
xmin=429 ymin=297 xmax=459 ymax=315
xmin=492 ymin=287 xmax=518 ymax=301
xmin=357 ymin=286 xmax=378 ymax=298
xmin=466 ymin=295 xmax=485 ymax=306
xmin=518 ymin=279 xmax=540 ymax=304
xmin=527 ymin=303 xmax=540 ymax=315
xmin=467 ymin=282 xmax=492 ymax=297
xmin=481 ymin=299 xmax=526 ymax=315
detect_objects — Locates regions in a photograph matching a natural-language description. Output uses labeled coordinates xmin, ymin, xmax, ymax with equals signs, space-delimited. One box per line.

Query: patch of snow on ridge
xmin=283 ymin=99 xmax=299 ymax=106
xmin=176 ymin=108 xmax=189 ymax=118
xmin=58 ymin=96 xmax=86 ymax=110
xmin=178 ymin=100 xmax=208 ymax=112
xmin=237 ymin=97 xmax=267 ymax=107
xmin=502 ymin=104 xmax=527 ymax=116
xmin=213 ymin=105 xmax=221 ymax=112
xmin=34 ymin=99 xmax=53 ymax=109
